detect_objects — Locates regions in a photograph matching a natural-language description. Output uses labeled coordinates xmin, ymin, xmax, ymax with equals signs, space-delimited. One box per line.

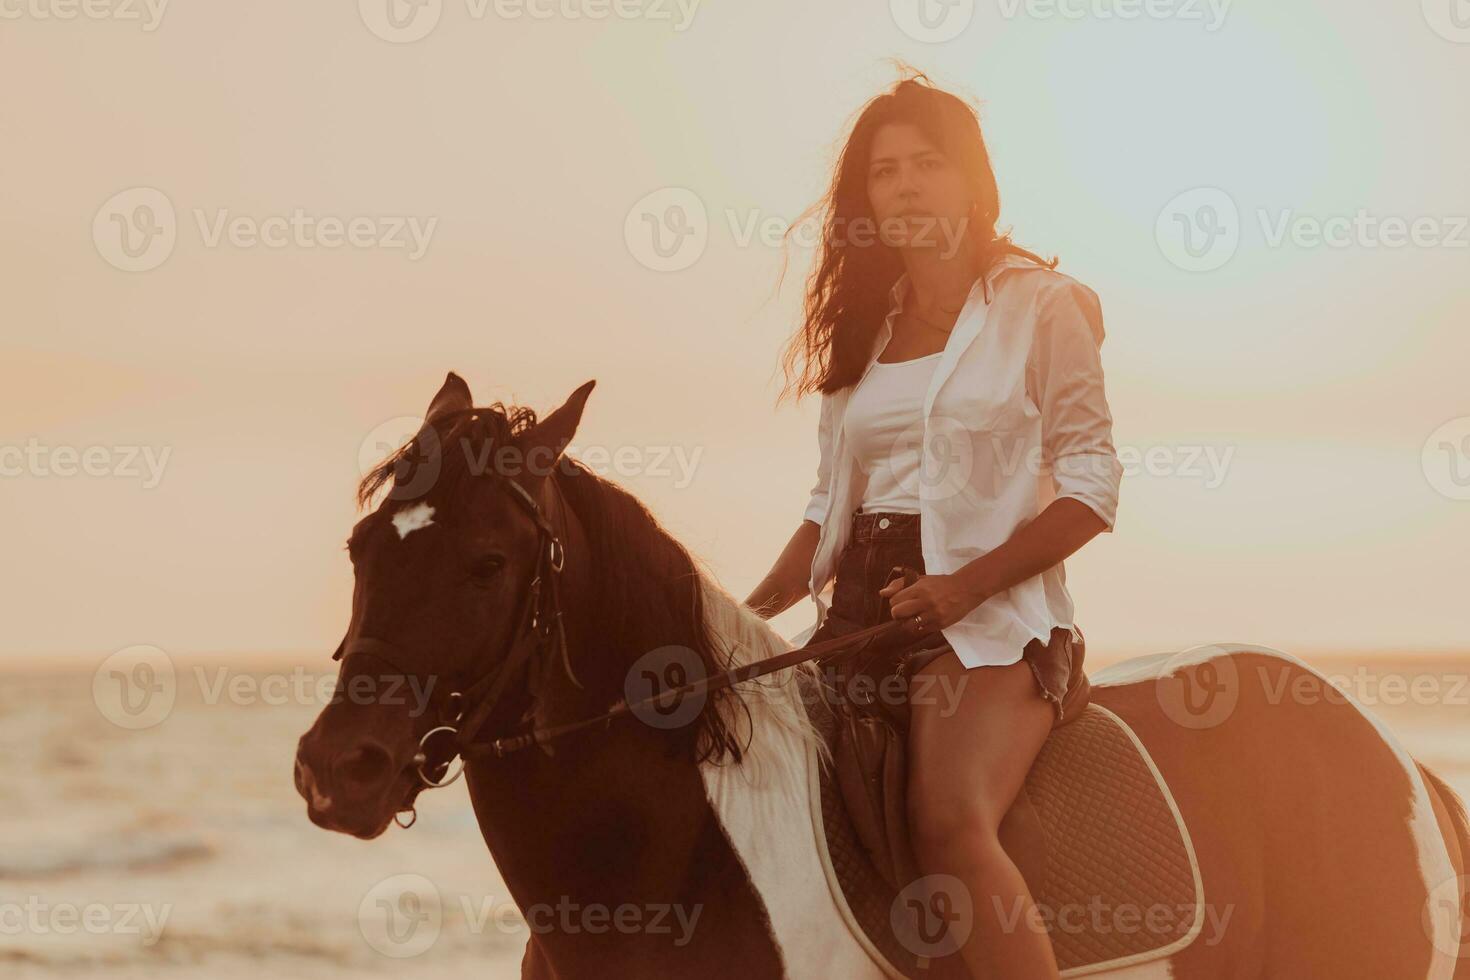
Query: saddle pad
xmin=806 ymin=696 xmax=1205 ymax=978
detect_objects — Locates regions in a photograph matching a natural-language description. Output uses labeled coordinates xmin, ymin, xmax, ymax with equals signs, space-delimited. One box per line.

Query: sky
xmin=3 ymin=0 xmax=1468 ymax=663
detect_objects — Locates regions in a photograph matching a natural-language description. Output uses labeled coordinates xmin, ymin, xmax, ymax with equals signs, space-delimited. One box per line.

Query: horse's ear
xmin=519 ymin=380 xmax=595 ymax=477
xmin=425 ymin=372 xmax=473 ymax=424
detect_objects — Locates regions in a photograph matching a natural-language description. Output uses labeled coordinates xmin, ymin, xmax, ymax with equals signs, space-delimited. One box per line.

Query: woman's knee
xmin=908 ymin=790 xmax=1006 ymax=867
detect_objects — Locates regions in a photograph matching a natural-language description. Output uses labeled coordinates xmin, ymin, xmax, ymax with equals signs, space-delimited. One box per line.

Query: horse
xmin=295 ymin=373 xmax=1470 ymax=979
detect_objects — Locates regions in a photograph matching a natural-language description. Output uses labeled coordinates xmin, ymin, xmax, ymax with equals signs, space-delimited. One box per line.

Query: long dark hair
xmin=779 ymin=69 xmax=1057 ymax=401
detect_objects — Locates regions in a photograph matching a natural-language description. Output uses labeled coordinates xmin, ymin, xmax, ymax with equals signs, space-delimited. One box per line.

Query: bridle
xmin=332 ymin=445 xmax=927 ymax=830
xmin=333 ymin=472 xmax=575 ymax=826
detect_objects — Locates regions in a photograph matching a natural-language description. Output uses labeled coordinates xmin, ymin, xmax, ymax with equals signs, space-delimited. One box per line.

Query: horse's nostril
xmin=334 ymin=742 xmax=395 ymax=788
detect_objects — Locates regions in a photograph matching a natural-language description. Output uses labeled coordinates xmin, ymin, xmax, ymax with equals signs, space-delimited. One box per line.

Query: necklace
xmin=907 ymin=306 xmax=961 ymax=335
xmin=901 ymin=275 xmax=973 ymax=334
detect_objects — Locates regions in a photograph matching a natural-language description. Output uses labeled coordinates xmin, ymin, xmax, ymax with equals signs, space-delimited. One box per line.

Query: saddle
xmin=809 ymin=572 xmax=1204 ymax=978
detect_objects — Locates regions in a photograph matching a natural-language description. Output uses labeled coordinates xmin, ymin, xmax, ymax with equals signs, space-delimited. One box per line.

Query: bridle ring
xmin=412 ymin=725 xmax=466 ymax=788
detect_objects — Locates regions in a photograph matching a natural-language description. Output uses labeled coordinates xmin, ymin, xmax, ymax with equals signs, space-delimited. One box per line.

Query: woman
xmin=745 ymin=73 xmax=1123 ymax=979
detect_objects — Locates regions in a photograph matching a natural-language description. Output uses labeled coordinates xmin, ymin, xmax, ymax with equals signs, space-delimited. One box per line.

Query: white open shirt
xmin=797 ymin=253 xmax=1123 ymax=669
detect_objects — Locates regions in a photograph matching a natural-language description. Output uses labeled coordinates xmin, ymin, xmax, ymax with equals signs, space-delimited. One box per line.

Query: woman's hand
xmin=878 ymin=570 xmax=989 ymax=631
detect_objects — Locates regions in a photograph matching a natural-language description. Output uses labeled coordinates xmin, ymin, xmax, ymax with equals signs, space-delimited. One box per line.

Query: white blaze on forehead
xmin=391 ymin=503 xmax=436 ymax=539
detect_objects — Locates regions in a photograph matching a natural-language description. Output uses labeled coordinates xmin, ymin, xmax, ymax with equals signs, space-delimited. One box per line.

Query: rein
xmin=333 ymin=441 xmax=925 ymax=827
xmin=469 ymin=613 xmax=921 ymax=758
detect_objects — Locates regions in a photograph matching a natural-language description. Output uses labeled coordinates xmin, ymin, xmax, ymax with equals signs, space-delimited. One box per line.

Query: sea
xmin=3 ymin=650 xmax=1467 ymax=978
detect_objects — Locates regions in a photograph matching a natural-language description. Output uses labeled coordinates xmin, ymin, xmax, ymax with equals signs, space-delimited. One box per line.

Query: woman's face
xmin=865 ymin=122 xmax=974 ymax=255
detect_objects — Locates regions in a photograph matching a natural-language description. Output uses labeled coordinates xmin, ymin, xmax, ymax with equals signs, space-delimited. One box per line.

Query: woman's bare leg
xmin=907 ymin=650 xmax=1061 ymax=980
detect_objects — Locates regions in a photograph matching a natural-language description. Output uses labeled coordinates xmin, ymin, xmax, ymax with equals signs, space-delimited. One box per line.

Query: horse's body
xmin=296 ymin=377 xmax=1468 ymax=980
xmin=463 ymin=567 xmax=1470 ymax=979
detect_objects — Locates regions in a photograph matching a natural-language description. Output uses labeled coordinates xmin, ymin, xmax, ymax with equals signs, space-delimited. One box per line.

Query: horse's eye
xmin=469 ymin=554 xmax=505 ymax=581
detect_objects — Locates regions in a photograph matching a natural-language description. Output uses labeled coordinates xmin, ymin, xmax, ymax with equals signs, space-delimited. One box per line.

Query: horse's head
xmin=294 ymin=372 xmax=594 ymax=838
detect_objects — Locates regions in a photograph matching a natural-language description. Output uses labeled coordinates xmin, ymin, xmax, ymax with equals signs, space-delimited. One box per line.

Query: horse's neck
xmin=472 ymin=516 xmax=880 ymax=977
xmin=464 ymin=723 xmax=786 ymax=978
xmin=459 ymin=513 xmax=776 ymax=973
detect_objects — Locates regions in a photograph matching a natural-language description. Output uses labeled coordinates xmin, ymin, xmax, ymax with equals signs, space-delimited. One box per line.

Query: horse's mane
xmin=355 ymin=401 xmax=825 ymax=778
xmin=693 ymin=572 xmax=830 ymax=799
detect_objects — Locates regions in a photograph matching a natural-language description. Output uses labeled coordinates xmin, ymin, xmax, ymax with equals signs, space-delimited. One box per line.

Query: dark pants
xmin=806 ymin=509 xmax=1090 ymax=724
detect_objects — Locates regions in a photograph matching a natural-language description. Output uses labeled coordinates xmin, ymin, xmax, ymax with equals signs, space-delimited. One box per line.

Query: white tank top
xmin=843 ymin=351 xmax=942 ymax=514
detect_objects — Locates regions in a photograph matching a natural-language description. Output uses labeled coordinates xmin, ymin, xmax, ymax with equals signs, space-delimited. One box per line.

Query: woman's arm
xmin=746 ymin=389 xmax=839 ymax=619
xmin=948 ymin=497 xmax=1106 ymax=608
xmin=884 ymin=498 xmax=1105 ymax=626
xmin=743 ymin=519 xmax=821 ymax=619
